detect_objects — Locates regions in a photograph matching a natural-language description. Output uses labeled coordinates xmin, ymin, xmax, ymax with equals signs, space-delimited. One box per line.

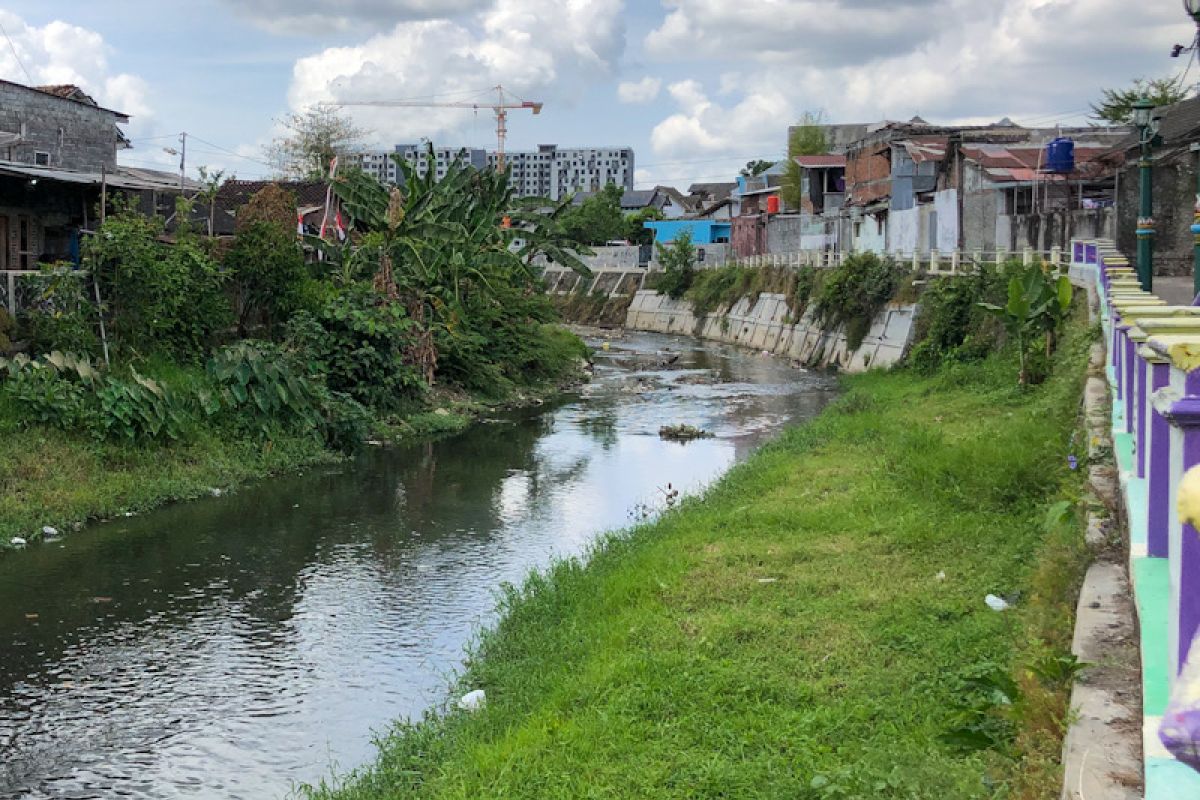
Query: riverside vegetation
xmin=0 ymin=153 xmax=591 ymax=547
xmin=304 ymin=263 xmax=1093 ymax=800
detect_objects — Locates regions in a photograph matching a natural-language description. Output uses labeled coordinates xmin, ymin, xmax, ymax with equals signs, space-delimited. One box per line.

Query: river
xmin=0 ymin=332 xmax=836 ymax=799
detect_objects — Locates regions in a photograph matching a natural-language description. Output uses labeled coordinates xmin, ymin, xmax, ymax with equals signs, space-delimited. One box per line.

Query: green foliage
xmin=683 ymin=264 xmax=813 ymax=319
xmin=907 ymin=268 xmax=1008 ymax=372
xmin=652 ymin=231 xmax=697 ymax=299
xmin=84 ymin=205 xmax=230 ymax=360
xmin=1090 ymin=77 xmax=1185 ymax=124
xmin=978 ymin=264 xmax=1073 ymax=385
xmin=225 ymin=220 xmax=313 ymax=335
xmin=0 ymin=350 xmax=185 ymax=442
xmin=559 ymin=183 xmax=627 ymax=246
xmin=203 ymin=341 xmax=323 ymax=438
xmin=286 ymin=289 xmax=425 ymax=411
xmin=740 ymin=159 xmax=774 ymax=177
xmin=624 ymin=206 xmax=664 ymax=246
xmin=325 ymin=144 xmax=586 ymax=394
xmin=17 ymin=264 xmax=99 ymax=356
xmin=814 ymin=252 xmax=907 ymax=350
xmin=783 ymin=111 xmax=828 ymax=209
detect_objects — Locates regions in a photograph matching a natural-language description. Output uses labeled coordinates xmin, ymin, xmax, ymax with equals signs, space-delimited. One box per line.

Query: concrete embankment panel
xmin=624 ymin=290 xmax=917 ymax=372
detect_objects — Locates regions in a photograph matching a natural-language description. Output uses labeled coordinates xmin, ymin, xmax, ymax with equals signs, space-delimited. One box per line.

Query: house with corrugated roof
xmin=0 ymin=78 xmax=192 ymax=281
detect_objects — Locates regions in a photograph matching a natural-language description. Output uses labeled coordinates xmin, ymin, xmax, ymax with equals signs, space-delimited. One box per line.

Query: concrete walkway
xmin=1154 ymin=276 xmax=1197 ymax=306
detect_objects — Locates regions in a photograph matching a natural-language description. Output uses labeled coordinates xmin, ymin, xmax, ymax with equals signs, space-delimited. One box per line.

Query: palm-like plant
xmin=323 ymin=144 xmax=590 ymax=385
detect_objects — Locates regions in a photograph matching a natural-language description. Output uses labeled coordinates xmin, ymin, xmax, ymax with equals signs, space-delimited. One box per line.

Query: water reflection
xmin=0 ymin=332 xmax=836 ymax=799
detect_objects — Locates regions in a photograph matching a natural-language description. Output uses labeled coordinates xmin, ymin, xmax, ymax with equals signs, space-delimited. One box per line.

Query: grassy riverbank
xmin=305 ymin=321 xmax=1092 ymax=800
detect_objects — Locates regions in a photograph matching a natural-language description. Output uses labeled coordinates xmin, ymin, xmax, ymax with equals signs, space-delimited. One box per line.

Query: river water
xmin=0 ymin=332 xmax=836 ymax=799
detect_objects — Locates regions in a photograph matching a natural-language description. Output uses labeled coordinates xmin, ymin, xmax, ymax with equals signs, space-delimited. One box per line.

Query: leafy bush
xmin=652 ymin=232 xmax=696 ymax=299
xmin=94 ymin=370 xmax=186 ymax=442
xmin=907 ymin=268 xmax=1007 ymax=372
xmin=85 ymin=206 xmax=230 ymax=360
xmin=202 ymin=341 xmax=323 ymax=437
xmin=17 ymin=265 xmax=99 ymax=356
xmin=813 ymin=252 xmax=908 ymax=350
xmin=225 ymin=219 xmax=314 ymax=336
xmin=0 ymin=351 xmax=186 ymax=442
xmin=286 ymin=288 xmax=426 ymax=411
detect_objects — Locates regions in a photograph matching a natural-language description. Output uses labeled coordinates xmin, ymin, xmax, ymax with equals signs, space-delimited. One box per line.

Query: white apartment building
xmin=358 ymin=144 xmax=634 ymax=200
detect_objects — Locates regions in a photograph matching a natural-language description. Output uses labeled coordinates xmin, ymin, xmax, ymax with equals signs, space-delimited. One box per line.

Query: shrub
xmin=0 ymin=308 xmax=15 ymax=353
xmin=202 ymin=341 xmax=323 ymax=437
xmin=0 ymin=351 xmax=187 ymax=442
xmin=907 ymin=268 xmax=1007 ymax=372
xmin=813 ymin=252 xmax=908 ymax=350
xmin=84 ymin=206 xmax=230 ymax=361
xmin=225 ymin=220 xmax=314 ymax=336
xmin=285 ymin=288 xmax=426 ymax=411
xmin=17 ymin=264 xmax=99 ymax=356
xmin=652 ymin=232 xmax=697 ymax=299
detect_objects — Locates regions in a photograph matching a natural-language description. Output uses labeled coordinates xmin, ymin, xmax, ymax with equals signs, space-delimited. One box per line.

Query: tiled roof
xmin=35 ymin=84 xmax=94 ymax=103
xmin=794 ymin=154 xmax=846 ymax=168
xmin=215 ymin=179 xmax=329 ymax=208
xmin=900 ymin=136 xmax=949 ymax=164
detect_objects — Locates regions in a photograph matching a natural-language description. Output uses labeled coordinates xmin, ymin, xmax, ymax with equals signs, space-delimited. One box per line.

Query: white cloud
xmin=0 ymin=11 xmax=152 ymax=125
xmin=221 ymin=0 xmax=490 ymax=35
xmin=617 ymin=76 xmax=661 ymax=104
xmin=638 ymin=0 xmax=1191 ymax=180
xmin=288 ymin=0 xmax=625 ymax=146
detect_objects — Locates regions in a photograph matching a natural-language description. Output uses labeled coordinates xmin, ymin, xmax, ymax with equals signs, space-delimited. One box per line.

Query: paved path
xmin=1154 ymin=276 xmax=1197 ymax=305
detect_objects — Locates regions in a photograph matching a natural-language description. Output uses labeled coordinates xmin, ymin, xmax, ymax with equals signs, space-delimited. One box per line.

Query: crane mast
xmin=328 ymin=85 xmax=542 ymax=173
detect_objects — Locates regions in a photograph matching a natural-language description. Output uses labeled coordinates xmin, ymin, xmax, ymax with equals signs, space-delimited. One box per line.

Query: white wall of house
xmin=933 ymin=189 xmax=959 ymax=251
xmin=889 ymin=207 xmax=919 ymax=253
xmin=854 ymin=213 xmax=887 ymax=253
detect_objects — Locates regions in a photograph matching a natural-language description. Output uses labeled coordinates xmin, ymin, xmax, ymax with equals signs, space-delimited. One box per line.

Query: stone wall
xmin=624 ymin=290 xmax=917 ymax=373
xmin=0 ymin=82 xmax=124 ymax=173
xmin=1117 ymin=157 xmax=1195 ymax=277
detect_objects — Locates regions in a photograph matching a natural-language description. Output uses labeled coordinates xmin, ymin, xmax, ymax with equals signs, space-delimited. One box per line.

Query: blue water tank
xmin=1044 ymin=137 xmax=1075 ymax=174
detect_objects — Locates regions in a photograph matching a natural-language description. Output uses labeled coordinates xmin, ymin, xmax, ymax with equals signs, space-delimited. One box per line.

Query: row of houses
xmin=643 ymin=109 xmax=1200 ymax=271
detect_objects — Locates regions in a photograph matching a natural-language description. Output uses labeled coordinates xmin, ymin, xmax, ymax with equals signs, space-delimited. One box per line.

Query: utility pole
xmin=178 ymin=132 xmax=187 ymax=191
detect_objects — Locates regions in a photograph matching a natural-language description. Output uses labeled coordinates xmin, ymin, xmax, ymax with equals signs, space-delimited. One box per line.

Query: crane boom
xmin=328 ymin=85 xmax=542 ymax=173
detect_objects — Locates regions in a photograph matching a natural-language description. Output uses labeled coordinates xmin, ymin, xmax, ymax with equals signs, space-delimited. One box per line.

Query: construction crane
xmin=328 ymin=85 xmax=542 ymax=173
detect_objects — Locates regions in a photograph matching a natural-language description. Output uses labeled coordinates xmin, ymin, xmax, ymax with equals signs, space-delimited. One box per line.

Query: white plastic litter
xmin=935 ymin=571 xmax=946 ymax=581
xmin=41 ymin=526 xmax=58 ymax=537
xmin=984 ymin=594 xmax=1010 ymax=611
xmin=457 ymin=689 xmax=486 ymax=712
xmin=10 ymin=537 xmax=27 ymax=547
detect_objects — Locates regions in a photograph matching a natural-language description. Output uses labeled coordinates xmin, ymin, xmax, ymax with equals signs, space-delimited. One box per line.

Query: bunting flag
xmin=297 ymin=212 xmax=304 ymax=236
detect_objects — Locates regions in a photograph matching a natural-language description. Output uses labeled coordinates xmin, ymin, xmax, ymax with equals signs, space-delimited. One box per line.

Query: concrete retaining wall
xmin=625 ymin=290 xmax=918 ymax=372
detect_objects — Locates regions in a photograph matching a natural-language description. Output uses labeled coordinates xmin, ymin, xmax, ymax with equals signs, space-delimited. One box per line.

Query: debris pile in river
xmin=658 ymin=424 xmax=713 ymax=442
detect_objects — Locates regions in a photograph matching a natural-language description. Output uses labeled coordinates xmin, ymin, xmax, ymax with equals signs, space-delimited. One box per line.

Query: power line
xmin=0 ymin=19 xmax=32 ymax=84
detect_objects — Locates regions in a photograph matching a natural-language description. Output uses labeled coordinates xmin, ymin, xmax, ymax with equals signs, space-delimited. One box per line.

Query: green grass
xmin=301 ymin=323 xmax=1092 ymax=800
xmin=0 ymin=427 xmax=334 ymax=544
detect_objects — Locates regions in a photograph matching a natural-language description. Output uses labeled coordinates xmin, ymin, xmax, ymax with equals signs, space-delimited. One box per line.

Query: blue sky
xmin=0 ymin=1 xmax=1194 ymax=189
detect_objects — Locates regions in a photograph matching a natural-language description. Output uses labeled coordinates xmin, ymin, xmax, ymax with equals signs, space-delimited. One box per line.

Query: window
xmin=34 ymin=151 xmax=50 ymax=166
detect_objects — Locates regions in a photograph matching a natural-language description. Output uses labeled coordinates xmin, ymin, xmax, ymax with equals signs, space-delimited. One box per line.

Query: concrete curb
xmin=1061 ymin=338 xmax=1144 ymax=799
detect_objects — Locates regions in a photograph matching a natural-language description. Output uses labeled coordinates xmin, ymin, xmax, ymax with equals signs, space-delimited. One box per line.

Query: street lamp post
xmin=1185 ymin=0 xmax=1200 ymax=300
xmin=1133 ymin=97 xmax=1158 ymax=292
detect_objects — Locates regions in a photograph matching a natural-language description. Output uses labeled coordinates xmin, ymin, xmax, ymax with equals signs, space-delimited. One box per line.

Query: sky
xmin=0 ymin=0 xmax=1194 ymax=190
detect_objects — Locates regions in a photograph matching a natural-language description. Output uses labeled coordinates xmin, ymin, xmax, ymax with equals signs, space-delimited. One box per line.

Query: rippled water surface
xmin=0 ymin=332 xmax=837 ymax=799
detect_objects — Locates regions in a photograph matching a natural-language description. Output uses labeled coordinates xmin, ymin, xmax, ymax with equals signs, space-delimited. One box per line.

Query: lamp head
xmin=1133 ymin=97 xmax=1156 ymax=129
xmin=1185 ymin=0 xmax=1200 ymax=22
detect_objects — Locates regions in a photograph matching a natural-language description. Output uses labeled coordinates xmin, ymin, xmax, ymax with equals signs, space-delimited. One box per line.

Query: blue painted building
xmin=644 ymin=219 xmax=732 ymax=245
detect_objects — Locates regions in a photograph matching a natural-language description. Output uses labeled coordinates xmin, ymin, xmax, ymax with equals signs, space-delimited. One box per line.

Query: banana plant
xmin=978 ymin=265 xmax=1072 ymax=385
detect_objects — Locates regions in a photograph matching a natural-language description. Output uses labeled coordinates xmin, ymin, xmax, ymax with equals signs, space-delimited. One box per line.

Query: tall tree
xmin=1090 ymin=78 xmax=1187 ymax=125
xmin=265 ymin=107 xmax=369 ymax=180
xmin=782 ymin=111 xmax=828 ymax=210
xmin=559 ymin=183 xmax=626 ymax=245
